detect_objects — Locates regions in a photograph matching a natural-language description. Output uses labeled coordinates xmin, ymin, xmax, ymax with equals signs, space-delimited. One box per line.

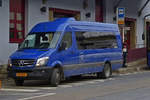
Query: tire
xmin=15 ymin=79 xmax=24 ymax=86
xmin=50 ymin=68 xmax=61 ymax=87
xmin=102 ymin=63 xmax=112 ymax=79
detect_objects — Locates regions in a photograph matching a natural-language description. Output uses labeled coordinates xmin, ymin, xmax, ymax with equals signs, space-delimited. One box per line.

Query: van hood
xmin=10 ymin=49 xmax=55 ymax=60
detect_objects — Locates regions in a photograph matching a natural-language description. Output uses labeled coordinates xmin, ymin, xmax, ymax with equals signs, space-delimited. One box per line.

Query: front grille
xmin=12 ymin=59 xmax=35 ymax=67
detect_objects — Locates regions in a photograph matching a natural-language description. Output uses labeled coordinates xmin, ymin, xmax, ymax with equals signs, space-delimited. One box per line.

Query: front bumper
xmin=7 ymin=67 xmax=53 ymax=80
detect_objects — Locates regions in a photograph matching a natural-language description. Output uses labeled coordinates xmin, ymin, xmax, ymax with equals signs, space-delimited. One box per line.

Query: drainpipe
xmin=138 ymin=0 xmax=150 ymax=16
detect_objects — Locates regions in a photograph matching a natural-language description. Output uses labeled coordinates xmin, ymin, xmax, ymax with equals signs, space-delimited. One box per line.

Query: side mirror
xmin=18 ymin=43 xmax=21 ymax=49
xmin=58 ymin=42 xmax=67 ymax=51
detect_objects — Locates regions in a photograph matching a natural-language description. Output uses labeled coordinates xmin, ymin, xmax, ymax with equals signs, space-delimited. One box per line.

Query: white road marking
xmin=38 ymin=87 xmax=57 ymax=90
xmin=0 ymin=88 xmax=39 ymax=92
xmin=0 ymin=93 xmax=43 ymax=96
xmin=59 ymin=85 xmax=72 ymax=88
xmin=108 ymin=78 xmax=115 ymax=80
xmin=18 ymin=93 xmax=56 ymax=100
xmin=93 ymin=80 xmax=105 ymax=82
xmin=71 ymin=79 xmax=106 ymax=86
xmin=85 ymin=81 xmax=96 ymax=84
xmin=72 ymin=83 xmax=85 ymax=86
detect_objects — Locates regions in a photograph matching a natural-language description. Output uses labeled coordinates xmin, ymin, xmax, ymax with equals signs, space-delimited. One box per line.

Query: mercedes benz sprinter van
xmin=8 ymin=18 xmax=123 ymax=86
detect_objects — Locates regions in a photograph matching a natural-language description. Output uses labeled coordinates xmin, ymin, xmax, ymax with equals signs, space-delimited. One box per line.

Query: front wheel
xmin=50 ymin=68 xmax=61 ymax=87
xmin=102 ymin=63 xmax=112 ymax=79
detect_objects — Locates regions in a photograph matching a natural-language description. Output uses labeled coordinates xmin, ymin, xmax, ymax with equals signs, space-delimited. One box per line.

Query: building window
xmin=9 ymin=0 xmax=25 ymax=43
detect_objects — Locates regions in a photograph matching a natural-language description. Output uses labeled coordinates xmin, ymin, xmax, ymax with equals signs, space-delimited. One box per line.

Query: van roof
xmin=30 ymin=18 xmax=119 ymax=34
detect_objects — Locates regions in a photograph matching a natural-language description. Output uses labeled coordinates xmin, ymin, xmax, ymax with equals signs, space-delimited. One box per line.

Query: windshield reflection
xmin=19 ymin=32 xmax=61 ymax=49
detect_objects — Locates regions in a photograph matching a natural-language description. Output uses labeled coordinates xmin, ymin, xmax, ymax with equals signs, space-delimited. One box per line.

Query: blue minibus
xmin=8 ymin=18 xmax=123 ymax=86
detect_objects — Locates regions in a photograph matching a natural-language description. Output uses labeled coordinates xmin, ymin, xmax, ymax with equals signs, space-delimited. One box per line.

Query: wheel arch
xmin=51 ymin=61 xmax=64 ymax=79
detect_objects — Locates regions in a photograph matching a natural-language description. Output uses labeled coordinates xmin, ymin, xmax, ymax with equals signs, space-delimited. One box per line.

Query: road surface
xmin=0 ymin=71 xmax=150 ymax=100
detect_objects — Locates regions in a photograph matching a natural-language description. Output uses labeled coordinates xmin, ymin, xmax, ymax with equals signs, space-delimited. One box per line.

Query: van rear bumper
xmin=7 ymin=67 xmax=53 ymax=80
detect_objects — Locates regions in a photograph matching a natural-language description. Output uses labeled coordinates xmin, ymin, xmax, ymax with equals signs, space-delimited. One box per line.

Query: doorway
xmin=124 ymin=18 xmax=136 ymax=49
xmin=49 ymin=8 xmax=80 ymax=21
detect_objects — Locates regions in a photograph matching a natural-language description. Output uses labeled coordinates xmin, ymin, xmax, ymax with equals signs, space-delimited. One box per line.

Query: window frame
xmin=9 ymin=0 xmax=25 ymax=43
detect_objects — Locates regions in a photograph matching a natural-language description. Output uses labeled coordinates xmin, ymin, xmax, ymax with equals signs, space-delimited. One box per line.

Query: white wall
xmin=138 ymin=0 xmax=150 ymax=48
xmin=104 ymin=0 xmax=140 ymax=23
xmin=105 ymin=0 xmax=145 ymax=48
xmin=27 ymin=0 xmax=96 ymax=32
xmin=0 ymin=0 xmax=95 ymax=65
xmin=104 ymin=0 xmax=115 ymax=23
xmin=0 ymin=0 xmax=17 ymax=65
xmin=1 ymin=0 xmax=149 ymax=64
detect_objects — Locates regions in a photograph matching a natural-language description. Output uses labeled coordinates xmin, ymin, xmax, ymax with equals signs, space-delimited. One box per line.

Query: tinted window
xmin=75 ymin=31 xmax=118 ymax=50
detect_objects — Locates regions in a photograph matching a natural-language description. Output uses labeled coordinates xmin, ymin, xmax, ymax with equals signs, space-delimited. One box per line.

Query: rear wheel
xmin=102 ymin=63 xmax=112 ymax=79
xmin=15 ymin=79 xmax=24 ymax=86
xmin=50 ymin=68 xmax=61 ymax=87
xmin=96 ymin=63 xmax=112 ymax=79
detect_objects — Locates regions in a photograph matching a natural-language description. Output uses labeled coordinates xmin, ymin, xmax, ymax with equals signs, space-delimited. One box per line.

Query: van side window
xmin=75 ymin=31 xmax=118 ymax=50
xmin=61 ymin=32 xmax=72 ymax=49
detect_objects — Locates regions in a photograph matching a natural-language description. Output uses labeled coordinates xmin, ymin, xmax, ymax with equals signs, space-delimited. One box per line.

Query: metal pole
xmin=123 ymin=25 xmax=125 ymax=43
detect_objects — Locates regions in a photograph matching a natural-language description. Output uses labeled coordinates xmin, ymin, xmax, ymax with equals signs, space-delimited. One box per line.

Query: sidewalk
xmin=115 ymin=58 xmax=148 ymax=74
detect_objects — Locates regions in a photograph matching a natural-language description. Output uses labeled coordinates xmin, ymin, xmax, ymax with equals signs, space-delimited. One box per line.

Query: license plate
xmin=16 ymin=73 xmax=27 ymax=77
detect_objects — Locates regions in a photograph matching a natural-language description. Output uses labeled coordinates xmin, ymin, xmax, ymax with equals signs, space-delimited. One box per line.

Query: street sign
xmin=117 ymin=8 xmax=125 ymax=25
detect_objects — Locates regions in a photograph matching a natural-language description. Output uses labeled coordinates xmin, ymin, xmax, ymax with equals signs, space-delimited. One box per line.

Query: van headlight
xmin=36 ymin=57 xmax=49 ymax=67
xmin=8 ymin=59 xmax=12 ymax=67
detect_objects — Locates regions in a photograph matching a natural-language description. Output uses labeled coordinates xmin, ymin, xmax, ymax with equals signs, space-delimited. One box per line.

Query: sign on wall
xmin=117 ymin=7 xmax=125 ymax=25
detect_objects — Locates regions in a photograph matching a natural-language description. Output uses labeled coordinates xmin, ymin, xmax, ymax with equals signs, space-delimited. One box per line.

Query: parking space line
xmin=18 ymin=93 xmax=56 ymax=100
xmin=85 ymin=81 xmax=96 ymax=84
xmin=38 ymin=87 xmax=57 ymax=90
xmin=59 ymin=85 xmax=72 ymax=88
xmin=0 ymin=88 xmax=39 ymax=92
xmin=93 ymin=80 xmax=105 ymax=82
xmin=71 ymin=83 xmax=85 ymax=86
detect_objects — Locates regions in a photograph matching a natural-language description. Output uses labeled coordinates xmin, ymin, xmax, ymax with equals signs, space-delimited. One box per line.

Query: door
xmin=58 ymin=30 xmax=79 ymax=77
xmin=125 ymin=18 xmax=136 ymax=49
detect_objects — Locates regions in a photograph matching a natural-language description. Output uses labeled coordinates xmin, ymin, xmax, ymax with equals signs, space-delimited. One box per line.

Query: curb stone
xmin=114 ymin=64 xmax=148 ymax=74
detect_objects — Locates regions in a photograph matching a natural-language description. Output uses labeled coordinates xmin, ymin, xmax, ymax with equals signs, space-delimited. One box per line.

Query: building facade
xmin=0 ymin=0 xmax=149 ymax=65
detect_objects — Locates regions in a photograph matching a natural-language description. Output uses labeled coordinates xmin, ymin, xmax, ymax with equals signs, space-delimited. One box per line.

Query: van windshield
xmin=19 ymin=32 xmax=61 ymax=49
